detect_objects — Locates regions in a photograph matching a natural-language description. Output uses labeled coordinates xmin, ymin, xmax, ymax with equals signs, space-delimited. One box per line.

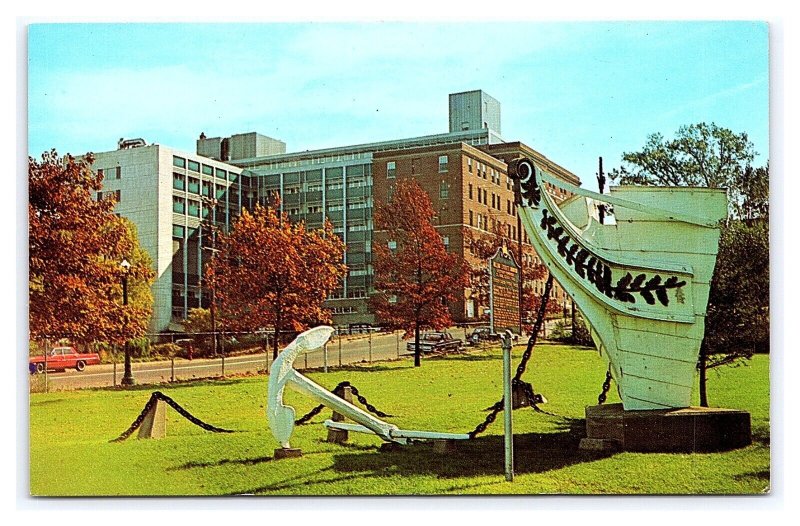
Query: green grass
xmin=29 ymin=344 xmax=770 ymax=496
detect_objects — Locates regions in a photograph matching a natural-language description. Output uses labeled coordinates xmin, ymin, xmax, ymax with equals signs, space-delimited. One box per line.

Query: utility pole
xmin=201 ymin=197 xmax=220 ymax=356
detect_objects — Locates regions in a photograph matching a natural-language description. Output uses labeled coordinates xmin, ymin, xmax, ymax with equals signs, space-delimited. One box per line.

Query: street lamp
xmin=120 ymin=258 xmax=135 ymax=386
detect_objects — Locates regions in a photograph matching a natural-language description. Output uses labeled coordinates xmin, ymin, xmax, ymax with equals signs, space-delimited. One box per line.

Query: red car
xmin=29 ymin=346 xmax=101 ymax=374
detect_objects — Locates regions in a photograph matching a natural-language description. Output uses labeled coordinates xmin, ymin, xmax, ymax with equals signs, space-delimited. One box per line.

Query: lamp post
xmin=120 ymin=258 xmax=135 ymax=386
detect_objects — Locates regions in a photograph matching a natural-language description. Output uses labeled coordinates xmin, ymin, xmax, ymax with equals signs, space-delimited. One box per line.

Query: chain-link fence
xmin=29 ymin=327 xmax=473 ymax=393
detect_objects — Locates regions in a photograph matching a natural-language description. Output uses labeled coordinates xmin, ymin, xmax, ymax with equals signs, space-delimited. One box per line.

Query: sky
xmin=27 ymin=22 xmax=769 ymax=191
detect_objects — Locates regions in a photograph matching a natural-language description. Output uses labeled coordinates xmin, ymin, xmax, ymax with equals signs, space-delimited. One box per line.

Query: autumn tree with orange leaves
xmin=205 ymin=203 xmax=347 ymax=358
xmin=29 ymin=150 xmax=155 ymax=345
xmin=371 ymin=179 xmax=470 ymax=367
xmin=464 ymin=222 xmax=558 ymax=333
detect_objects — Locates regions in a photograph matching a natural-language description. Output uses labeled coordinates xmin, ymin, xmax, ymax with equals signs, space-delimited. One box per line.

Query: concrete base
xmin=274 ymin=447 xmax=303 ymax=459
xmin=137 ymin=399 xmax=167 ymax=439
xmin=581 ymin=403 xmax=751 ymax=453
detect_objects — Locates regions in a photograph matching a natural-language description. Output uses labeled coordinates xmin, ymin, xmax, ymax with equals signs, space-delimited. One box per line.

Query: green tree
xmin=610 ymin=124 xmax=768 ymax=406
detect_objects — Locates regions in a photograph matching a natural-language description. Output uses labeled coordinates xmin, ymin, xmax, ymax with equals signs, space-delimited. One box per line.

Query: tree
xmin=610 ymin=122 xmax=755 ymax=214
xmin=371 ymin=179 xmax=470 ymax=367
xmin=609 ymin=124 xmax=768 ymax=406
xmin=29 ymin=150 xmax=154 ymax=345
xmin=463 ymin=222 xmax=559 ymax=333
xmin=206 ymin=203 xmax=347 ymax=358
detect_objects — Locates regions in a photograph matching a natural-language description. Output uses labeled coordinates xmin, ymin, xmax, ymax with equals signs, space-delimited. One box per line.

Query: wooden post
xmin=327 ymin=386 xmax=354 ymax=443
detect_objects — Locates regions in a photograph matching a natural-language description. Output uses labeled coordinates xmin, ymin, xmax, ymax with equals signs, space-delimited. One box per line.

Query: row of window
xmin=467 ymin=157 xmax=503 ymax=186
xmin=97 ymin=189 xmax=121 ymax=202
xmin=97 ymin=167 xmax=121 ymax=180
xmin=385 ymin=155 xmax=449 ymax=179
xmin=172 ymin=155 xmax=238 ymax=182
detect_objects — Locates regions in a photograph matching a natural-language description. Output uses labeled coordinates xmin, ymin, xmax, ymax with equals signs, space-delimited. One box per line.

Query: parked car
xmin=467 ymin=326 xmax=500 ymax=346
xmin=29 ymin=346 xmax=101 ymax=374
xmin=406 ymin=332 xmax=463 ymax=354
xmin=467 ymin=327 xmax=521 ymax=346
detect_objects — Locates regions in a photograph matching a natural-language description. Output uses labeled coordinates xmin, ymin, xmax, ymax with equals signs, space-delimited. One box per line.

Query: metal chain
xmin=597 ymin=368 xmax=613 ymax=405
xmin=346 ymin=382 xmax=392 ymax=418
xmin=111 ymin=394 xmax=158 ymax=442
xmin=294 ymin=381 xmax=392 ymax=425
xmin=468 ymin=275 xmax=556 ymax=439
xmin=111 ymin=391 xmax=233 ymax=442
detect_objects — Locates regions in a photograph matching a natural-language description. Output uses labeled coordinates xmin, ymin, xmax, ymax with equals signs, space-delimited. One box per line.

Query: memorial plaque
xmin=489 ymin=246 xmax=521 ymax=336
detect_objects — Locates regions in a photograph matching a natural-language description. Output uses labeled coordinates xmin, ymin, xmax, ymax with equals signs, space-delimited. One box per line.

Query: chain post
xmin=304 ymin=350 xmax=308 ymax=370
xmin=502 ymin=331 xmax=514 ymax=482
xmin=324 ymin=342 xmax=328 ymax=373
xmin=368 ymin=330 xmax=373 ymax=364
xmin=338 ymin=332 xmax=342 ymax=367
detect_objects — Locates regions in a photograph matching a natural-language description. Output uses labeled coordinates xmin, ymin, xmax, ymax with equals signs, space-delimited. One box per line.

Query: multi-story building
xmin=92 ymin=143 xmax=249 ymax=332
xmin=93 ymin=90 xmax=581 ymax=332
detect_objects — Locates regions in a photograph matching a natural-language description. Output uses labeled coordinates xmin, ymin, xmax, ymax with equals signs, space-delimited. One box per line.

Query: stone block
xmin=137 ymin=398 xmax=167 ymax=439
xmin=583 ymin=403 xmax=751 ymax=453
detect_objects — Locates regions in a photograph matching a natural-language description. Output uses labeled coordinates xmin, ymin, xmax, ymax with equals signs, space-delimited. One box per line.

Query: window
xmin=188 ymin=200 xmax=200 ymax=217
xmin=308 ymin=205 xmax=321 ymax=214
xmin=468 ymin=183 xmax=473 ymax=200
xmin=202 ymin=181 xmax=213 ymax=197
xmin=442 ymin=236 xmax=449 ymax=248
xmin=188 ymin=177 xmax=200 ymax=194
xmin=173 ymin=156 xmax=186 ymax=168
xmin=467 ymin=158 xmax=473 ymax=173
xmin=202 ymin=165 xmax=213 ymax=176
xmin=388 ymin=240 xmax=397 ymax=250
xmin=387 ymin=161 xmax=396 ymax=178
xmin=173 ymin=196 xmax=185 ymax=214
xmin=215 ymin=168 xmax=227 ymax=180
xmin=188 ymin=160 xmax=200 ymax=172
xmin=438 ymin=155 xmax=448 ymax=172
xmin=289 ymin=208 xmax=300 ymax=215
xmin=411 ymin=158 xmax=420 ymax=175
xmin=172 ymin=225 xmax=185 ymax=238
xmin=388 ymin=295 xmax=398 ymax=304
xmin=439 ymin=181 xmax=449 ymax=199
xmin=469 ymin=210 xmax=474 ymax=226
xmin=173 ymin=173 xmax=185 ymax=191
xmin=216 ymin=186 xmax=226 ymax=199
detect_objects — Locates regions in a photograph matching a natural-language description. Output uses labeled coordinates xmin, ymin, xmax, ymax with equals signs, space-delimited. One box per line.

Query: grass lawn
xmin=29 ymin=343 xmax=770 ymax=496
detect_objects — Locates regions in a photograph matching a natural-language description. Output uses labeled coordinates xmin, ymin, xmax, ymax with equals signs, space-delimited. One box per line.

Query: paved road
xmin=32 ymin=330 xmax=464 ymax=391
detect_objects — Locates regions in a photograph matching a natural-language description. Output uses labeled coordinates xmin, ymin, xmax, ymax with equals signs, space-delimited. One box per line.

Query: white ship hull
xmin=511 ymin=159 xmax=727 ymax=410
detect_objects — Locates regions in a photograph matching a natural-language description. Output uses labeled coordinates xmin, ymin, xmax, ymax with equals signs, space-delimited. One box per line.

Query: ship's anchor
xmin=266 ymin=326 xmax=469 ymax=453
